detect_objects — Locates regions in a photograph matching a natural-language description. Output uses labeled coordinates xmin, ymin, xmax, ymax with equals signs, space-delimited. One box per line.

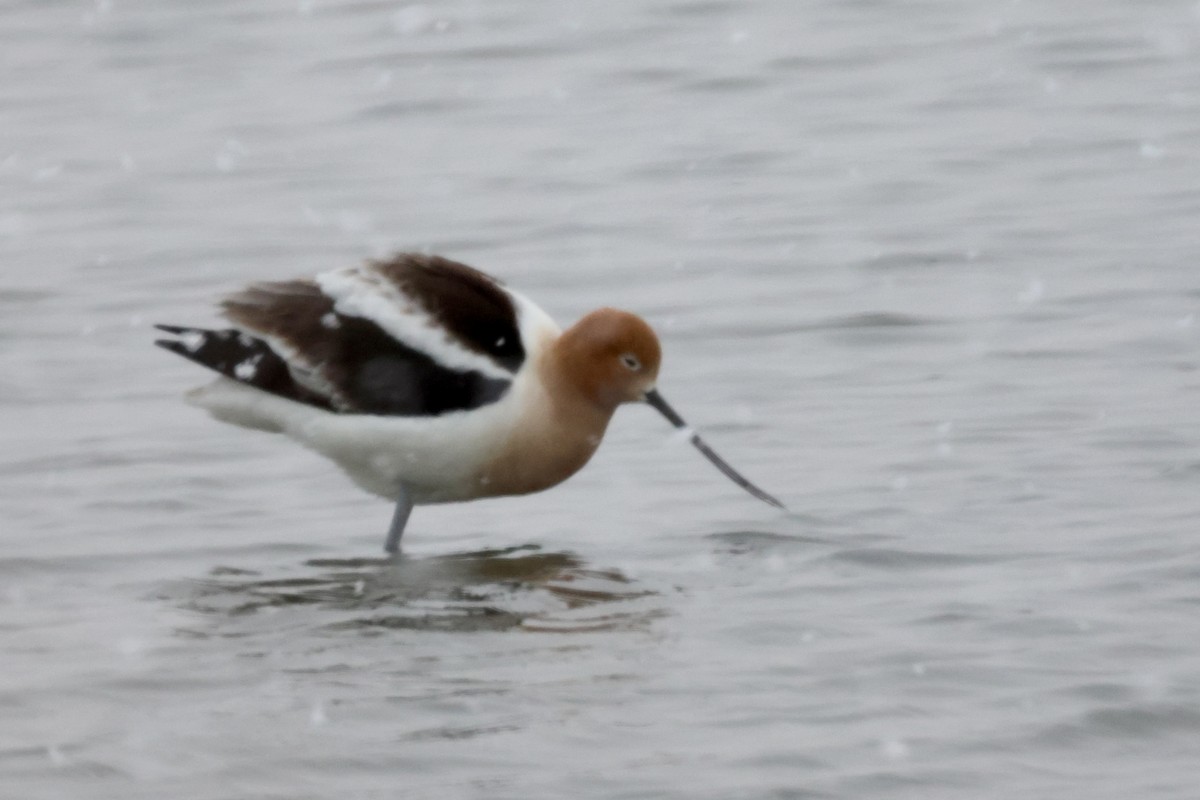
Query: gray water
xmin=3 ymin=1 xmax=1200 ymax=797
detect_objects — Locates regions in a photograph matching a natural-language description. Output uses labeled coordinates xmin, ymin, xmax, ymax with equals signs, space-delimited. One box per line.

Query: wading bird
xmin=157 ymin=254 xmax=783 ymax=552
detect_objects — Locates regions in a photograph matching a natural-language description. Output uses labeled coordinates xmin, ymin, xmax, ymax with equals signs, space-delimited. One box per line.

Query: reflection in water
xmin=176 ymin=545 xmax=661 ymax=634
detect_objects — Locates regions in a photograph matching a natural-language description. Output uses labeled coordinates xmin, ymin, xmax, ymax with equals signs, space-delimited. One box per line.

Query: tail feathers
xmin=155 ymin=324 xmax=333 ymax=411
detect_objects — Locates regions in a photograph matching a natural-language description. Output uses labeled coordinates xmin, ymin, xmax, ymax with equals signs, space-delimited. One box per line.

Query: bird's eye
xmin=620 ymin=353 xmax=642 ymax=372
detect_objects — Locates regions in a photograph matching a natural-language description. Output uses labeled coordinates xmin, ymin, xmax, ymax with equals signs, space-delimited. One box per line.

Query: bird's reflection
xmin=181 ymin=544 xmax=660 ymax=633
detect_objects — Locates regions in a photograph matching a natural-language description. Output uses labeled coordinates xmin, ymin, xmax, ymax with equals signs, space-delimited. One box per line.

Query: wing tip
xmin=154 ymin=325 xmax=197 ymax=360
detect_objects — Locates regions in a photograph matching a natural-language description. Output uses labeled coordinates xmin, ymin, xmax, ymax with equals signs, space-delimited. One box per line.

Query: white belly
xmin=186 ymin=376 xmax=527 ymax=505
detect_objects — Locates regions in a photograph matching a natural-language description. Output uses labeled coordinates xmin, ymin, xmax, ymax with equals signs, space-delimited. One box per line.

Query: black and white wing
xmin=156 ymin=254 xmax=528 ymax=417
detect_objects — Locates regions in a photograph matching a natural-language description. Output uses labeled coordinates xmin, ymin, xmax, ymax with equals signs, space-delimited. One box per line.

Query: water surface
xmin=2 ymin=1 xmax=1199 ymax=798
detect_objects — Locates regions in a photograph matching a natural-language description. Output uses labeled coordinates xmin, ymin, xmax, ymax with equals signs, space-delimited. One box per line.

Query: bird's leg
xmin=384 ymin=485 xmax=413 ymax=554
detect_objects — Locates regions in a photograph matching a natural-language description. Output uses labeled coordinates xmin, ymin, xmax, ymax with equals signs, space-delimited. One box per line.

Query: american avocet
xmin=156 ymin=254 xmax=783 ymax=552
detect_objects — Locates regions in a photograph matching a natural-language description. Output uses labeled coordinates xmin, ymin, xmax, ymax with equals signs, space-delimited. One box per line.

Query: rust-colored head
xmin=553 ymin=308 xmax=662 ymax=410
xmin=545 ymin=306 xmax=786 ymax=510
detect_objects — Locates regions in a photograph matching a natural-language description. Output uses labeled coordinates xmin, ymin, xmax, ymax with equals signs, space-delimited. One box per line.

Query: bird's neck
xmin=546 ymin=326 xmax=624 ymax=414
xmin=474 ymin=342 xmax=614 ymax=498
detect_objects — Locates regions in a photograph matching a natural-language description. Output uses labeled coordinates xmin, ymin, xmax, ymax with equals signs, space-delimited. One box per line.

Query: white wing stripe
xmin=315 ymin=267 xmax=513 ymax=381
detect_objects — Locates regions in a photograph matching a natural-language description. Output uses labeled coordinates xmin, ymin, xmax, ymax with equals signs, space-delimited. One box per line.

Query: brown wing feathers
xmin=156 ymin=254 xmax=524 ymax=417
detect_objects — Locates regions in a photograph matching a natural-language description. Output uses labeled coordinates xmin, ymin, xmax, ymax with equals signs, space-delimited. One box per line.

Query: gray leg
xmin=384 ymin=486 xmax=413 ymax=554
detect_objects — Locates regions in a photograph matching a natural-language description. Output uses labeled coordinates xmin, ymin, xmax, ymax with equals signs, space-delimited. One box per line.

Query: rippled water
xmin=3 ymin=1 xmax=1200 ymax=797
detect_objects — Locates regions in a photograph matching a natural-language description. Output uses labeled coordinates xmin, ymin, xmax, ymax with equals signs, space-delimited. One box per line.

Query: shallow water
xmin=3 ymin=0 xmax=1200 ymax=797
